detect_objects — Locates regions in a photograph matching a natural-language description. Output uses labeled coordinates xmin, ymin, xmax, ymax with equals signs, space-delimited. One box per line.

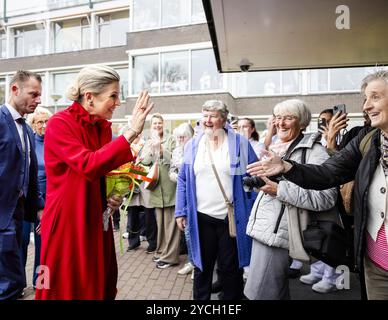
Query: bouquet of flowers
xmin=103 ymin=162 xmax=152 ymax=251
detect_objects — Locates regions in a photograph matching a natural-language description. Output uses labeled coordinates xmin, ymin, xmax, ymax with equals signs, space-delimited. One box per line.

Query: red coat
xmin=35 ymin=102 xmax=133 ymax=300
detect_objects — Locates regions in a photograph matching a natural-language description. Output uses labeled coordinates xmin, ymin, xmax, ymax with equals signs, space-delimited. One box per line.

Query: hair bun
xmin=66 ymin=85 xmax=80 ymax=101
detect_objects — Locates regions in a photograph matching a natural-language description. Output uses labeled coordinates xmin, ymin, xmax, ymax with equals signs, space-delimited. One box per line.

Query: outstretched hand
xmin=246 ymin=149 xmax=287 ymax=177
xmin=131 ymin=90 xmax=154 ymax=134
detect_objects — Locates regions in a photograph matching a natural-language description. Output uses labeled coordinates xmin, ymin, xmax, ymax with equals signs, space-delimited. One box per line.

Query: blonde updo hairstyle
xmin=66 ymin=65 xmax=120 ymax=102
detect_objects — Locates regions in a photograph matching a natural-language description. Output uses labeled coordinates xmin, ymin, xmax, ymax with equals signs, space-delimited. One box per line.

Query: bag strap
xmin=282 ymin=133 xmax=305 ymax=160
xmin=273 ymin=133 xmax=305 ymax=231
xmin=206 ymin=139 xmax=232 ymax=206
xmin=359 ymin=128 xmax=377 ymax=157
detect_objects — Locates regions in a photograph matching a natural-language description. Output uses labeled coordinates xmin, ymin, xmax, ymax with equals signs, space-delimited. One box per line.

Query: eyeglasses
xmin=274 ymin=115 xmax=297 ymax=122
xmin=36 ymin=120 xmax=49 ymax=126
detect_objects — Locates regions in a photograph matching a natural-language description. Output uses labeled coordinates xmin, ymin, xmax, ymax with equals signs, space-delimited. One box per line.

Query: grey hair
xmin=26 ymin=106 xmax=53 ymax=126
xmin=361 ymin=70 xmax=388 ymax=92
xmin=273 ymin=99 xmax=311 ymax=129
xmin=202 ymin=100 xmax=229 ymax=120
xmin=173 ymin=123 xmax=194 ymax=139
xmin=66 ymin=65 xmax=120 ymax=102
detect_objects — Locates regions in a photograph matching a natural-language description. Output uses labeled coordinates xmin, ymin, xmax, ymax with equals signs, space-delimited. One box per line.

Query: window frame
xmin=128 ymin=42 xmax=225 ymax=97
xmin=96 ymin=9 xmax=129 ymax=48
xmin=130 ymin=0 xmax=206 ymax=32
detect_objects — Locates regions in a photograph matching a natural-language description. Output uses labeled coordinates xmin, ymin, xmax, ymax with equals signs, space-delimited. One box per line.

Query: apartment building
xmin=0 ymin=0 xmax=376 ymax=134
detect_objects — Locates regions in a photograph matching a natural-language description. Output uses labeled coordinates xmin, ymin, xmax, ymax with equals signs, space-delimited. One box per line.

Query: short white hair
xmin=27 ymin=106 xmax=52 ymax=126
xmin=173 ymin=123 xmax=194 ymax=139
xmin=273 ymin=99 xmax=311 ymax=129
xmin=202 ymin=100 xmax=229 ymax=120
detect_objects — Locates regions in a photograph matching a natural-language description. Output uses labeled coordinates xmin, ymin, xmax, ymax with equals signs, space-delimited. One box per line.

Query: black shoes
xmin=127 ymin=243 xmax=140 ymax=252
xmin=288 ymin=268 xmax=302 ymax=279
xmin=146 ymin=246 xmax=156 ymax=254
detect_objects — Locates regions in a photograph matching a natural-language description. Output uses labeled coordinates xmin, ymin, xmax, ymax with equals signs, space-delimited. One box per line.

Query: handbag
xmin=144 ymin=161 xmax=159 ymax=190
xmin=206 ymin=140 xmax=236 ymax=238
xmin=299 ymin=148 xmax=354 ymax=269
xmin=339 ymin=180 xmax=354 ymax=215
xmin=303 ymin=219 xmax=353 ymax=269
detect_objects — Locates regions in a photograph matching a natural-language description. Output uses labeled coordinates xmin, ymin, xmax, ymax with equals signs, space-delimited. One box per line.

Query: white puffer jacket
xmin=246 ymin=133 xmax=339 ymax=261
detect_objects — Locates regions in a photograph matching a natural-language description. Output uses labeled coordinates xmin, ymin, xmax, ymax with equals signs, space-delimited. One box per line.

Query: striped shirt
xmin=366 ymin=224 xmax=388 ymax=271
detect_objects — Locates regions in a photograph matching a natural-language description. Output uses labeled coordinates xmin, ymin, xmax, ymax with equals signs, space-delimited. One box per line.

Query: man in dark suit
xmin=0 ymin=70 xmax=44 ymax=300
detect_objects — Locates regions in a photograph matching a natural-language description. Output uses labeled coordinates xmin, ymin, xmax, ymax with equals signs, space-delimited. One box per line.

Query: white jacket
xmin=246 ymin=133 xmax=339 ymax=261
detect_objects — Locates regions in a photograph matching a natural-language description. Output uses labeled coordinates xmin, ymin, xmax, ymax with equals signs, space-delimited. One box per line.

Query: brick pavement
xmin=22 ymin=227 xmax=194 ymax=300
xmin=21 ymin=226 xmax=361 ymax=300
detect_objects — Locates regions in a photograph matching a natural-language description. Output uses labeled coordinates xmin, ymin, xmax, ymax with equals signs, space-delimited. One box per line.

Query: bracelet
xmin=128 ymin=127 xmax=140 ymax=136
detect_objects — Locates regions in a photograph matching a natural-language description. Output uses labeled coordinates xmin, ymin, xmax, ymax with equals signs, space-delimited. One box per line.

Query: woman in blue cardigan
xmin=175 ymin=100 xmax=257 ymax=300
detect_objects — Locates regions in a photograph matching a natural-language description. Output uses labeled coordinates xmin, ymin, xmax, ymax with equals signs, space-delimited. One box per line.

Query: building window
xmin=309 ymin=67 xmax=374 ymax=93
xmin=161 ymin=0 xmax=190 ymax=27
xmin=330 ymin=68 xmax=366 ymax=91
xmin=11 ymin=23 xmax=45 ymax=57
xmin=39 ymin=74 xmax=46 ymax=106
xmin=54 ymin=18 xmax=90 ymax=53
xmin=51 ymin=72 xmax=78 ymax=105
xmin=133 ymin=0 xmax=160 ymax=30
xmin=132 ymin=48 xmax=222 ymax=94
xmin=161 ymin=51 xmax=189 ymax=93
xmin=191 ymin=49 xmax=222 ymax=91
xmin=0 ymin=78 xmax=5 ymax=104
xmin=309 ymin=69 xmax=329 ymax=92
xmin=192 ymin=0 xmax=206 ymax=23
xmin=132 ymin=0 xmax=205 ymax=31
xmin=114 ymin=67 xmax=129 ymax=100
xmin=133 ymin=54 xmax=159 ymax=94
xmin=98 ymin=11 xmax=129 ymax=48
xmin=0 ymin=30 xmax=6 ymax=58
xmin=236 ymin=70 xmax=301 ymax=96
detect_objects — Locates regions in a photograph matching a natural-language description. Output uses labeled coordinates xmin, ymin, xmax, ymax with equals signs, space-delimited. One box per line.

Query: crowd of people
xmin=1 ymin=66 xmax=387 ymax=300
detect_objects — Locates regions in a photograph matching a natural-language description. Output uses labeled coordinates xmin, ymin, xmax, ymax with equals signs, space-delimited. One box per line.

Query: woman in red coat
xmin=35 ymin=65 xmax=153 ymax=300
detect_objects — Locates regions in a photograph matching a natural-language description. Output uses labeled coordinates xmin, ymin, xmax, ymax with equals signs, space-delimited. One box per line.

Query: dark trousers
xmin=127 ymin=206 xmax=157 ymax=250
xmin=21 ymin=219 xmax=41 ymax=287
xmin=112 ymin=210 xmax=120 ymax=229
xmin=193 ymin=212 xmax=243 ymax=300
xmin=0 ymin=198 xmax=26 ymax=300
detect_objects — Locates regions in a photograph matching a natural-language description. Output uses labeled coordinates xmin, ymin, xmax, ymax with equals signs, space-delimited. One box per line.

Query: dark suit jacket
xmin=0 ymin=105 xmax=44 ymax=229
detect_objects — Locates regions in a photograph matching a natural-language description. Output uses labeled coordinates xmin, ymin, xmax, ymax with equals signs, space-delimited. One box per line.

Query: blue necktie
xmin=17 ymin=118 xmax=30 ymax=197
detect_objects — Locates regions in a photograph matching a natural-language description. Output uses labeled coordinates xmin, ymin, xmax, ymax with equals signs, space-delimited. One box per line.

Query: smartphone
xmin=333 ymin=104 xmax=347 ymax=116
xmin=318 ymin=118 xmax=327 ymax=131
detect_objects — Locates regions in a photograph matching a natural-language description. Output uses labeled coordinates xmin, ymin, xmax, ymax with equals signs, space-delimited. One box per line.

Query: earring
xmin=89 ymin=100 xmax=93 ymax=107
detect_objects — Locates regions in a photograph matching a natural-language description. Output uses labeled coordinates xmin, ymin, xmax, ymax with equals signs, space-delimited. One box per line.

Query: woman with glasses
xmin=244 ymin=99 xmax=338 ymax=300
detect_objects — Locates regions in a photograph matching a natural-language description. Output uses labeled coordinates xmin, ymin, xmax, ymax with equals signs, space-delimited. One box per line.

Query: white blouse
xmin=194 ymin=135 xmax=232 ymax=220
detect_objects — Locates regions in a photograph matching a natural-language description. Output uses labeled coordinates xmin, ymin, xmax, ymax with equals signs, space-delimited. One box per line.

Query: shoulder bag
xmin=206 ymin=139 xmax=236 ymax=238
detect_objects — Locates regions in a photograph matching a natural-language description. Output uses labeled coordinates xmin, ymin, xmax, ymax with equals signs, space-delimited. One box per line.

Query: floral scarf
xmin=380 ymin=132 xmax=388 ymax=176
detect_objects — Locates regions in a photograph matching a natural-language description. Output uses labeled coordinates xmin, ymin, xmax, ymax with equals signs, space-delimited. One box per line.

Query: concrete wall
xmin=117 ymin=92 xmax=235 ymax=119
xmin=127 ymin=24 xmax=211 ymax=49
xmin=116 ymin=91 xmax=364 ymax=120
xmin=0 ymin=46 xmax=128 ymax=73
xmin=235 ymin=92 xmax=364 ymax=116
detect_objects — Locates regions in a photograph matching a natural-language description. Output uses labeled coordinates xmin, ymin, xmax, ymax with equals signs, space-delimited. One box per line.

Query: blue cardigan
xmin=175 ymin=129 xmax=258 ymax=271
